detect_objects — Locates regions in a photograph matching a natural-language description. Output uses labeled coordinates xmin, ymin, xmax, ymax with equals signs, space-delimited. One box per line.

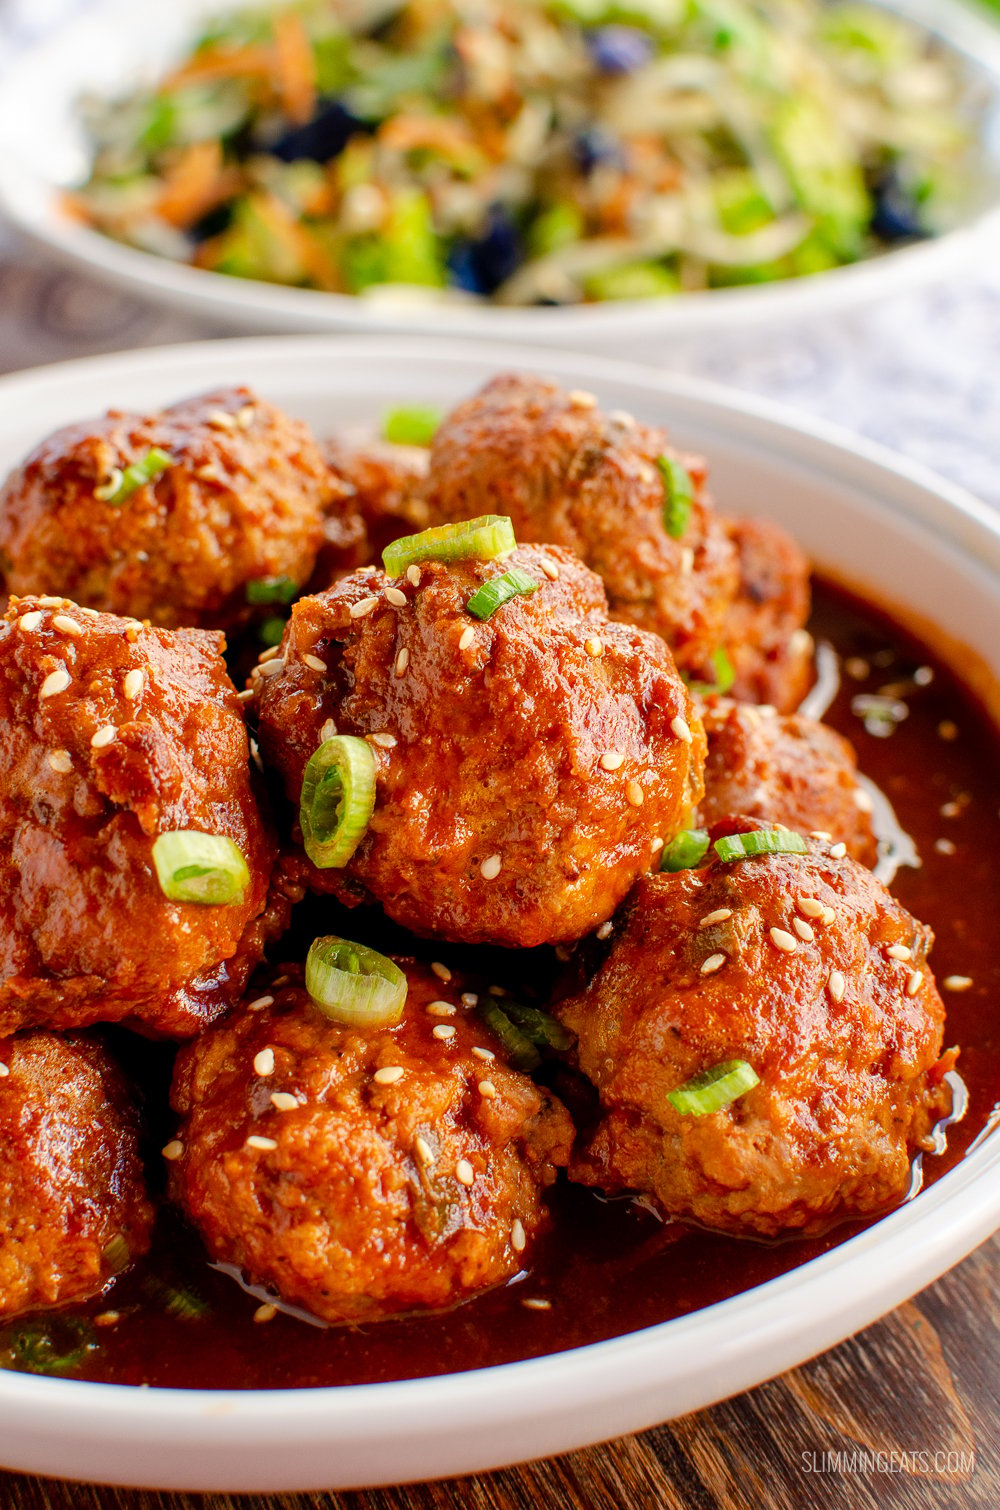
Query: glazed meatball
xmin=720 ymin=517 xmax=812 ymax=712
xmin=255 ymin=544 xmax=706 ymax=947
xmin=169 ymin=964 xmax=574 ymax=1325
xmin=0 ymin=594 xmax=283 ymax=1037
xmin=420 ymin=374 xmax=739 ymax=679
xmin=316 ymin=437 xmax=431 ymax=583
xmin=699 ymin=698 xmax=877 ymax=865
xmin=0 ymin=386 xmax=329 ymax=630
xmin=558 ymin=829 xmax=952 ymax=1237
xmin=0 ymin=1032 xmax=153 ymax=1318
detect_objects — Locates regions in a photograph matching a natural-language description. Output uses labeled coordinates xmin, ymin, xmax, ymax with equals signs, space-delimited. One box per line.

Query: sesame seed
xmin=568 ymin=389 xmax=597 ymax=409
xmin=609 ymin=409 xmax=636 ymax=428
xmin=626 ymin=780 xmax=644 ymax=807
xmin=845 ymin=657 xmax=869 ymax=680
xmin=415 ymin=1135 xmax=435 ymax=1164
xmin=272 ymin=975 xmax=289 ymax=988
xmin=522 ymin=1298 xmax=552 ymax=1311
xmin=406 ymin=565 xmax=421 ymax=587
xmin=370 ymin=732 xmax=397 ymax=748
xmin=253 ymin=1048 xmax=275 ymax=1077
xmin=886 ymin=944 xmax=911 ymax=961
xmin=257 ymin=658 xmax=285 ymax=678
xmin=944 ymin=975 xmax=973 ymax=991
xmin=651 ymin=837 xmax=664 ymax=854
xmin=511 ymin=1218 xmax=527 ymax=1252
xmin=854 ymin=787 xmax=874 ymax=813
xmin=433 ymin=1024 xmax=456 ymax=1041
xmin=488 ymin=984 xmax=505 ymax=997
xmin=39 ymin=668 xmax=71 ymax=699
xmin=52 ymin=615 xmax=83 ymax=636
xmin=94 ymin=1311 xmax=120 ymax=1327
xmin=385 ymin=586 xmax=407 ymax=607
xmin=821 ymin=907 xmax=836 ymax=926
xmin=797 ymin=897 xmax=825 ymax=918
xmin=940 ymin=800 xmax=963 ymax=818
xmin=456 ymin=1159 xmax=475 ymax=1186
xmin=472 ymin=1047 xmax=495 ymax=1062
xmin=0 ymin=1063 xmax=8 ymax=1078
xmin=792 ymin=918 xmax=815 ymax=942
xmin=700 ymin=953 xmax=726 ymax=975
xmin=811 ymin=831 xmax=833 ymax=842
xmin=828 ymin=971 xmax=846 ymax=1004
xmin=90 ymin=725 xmax=117 ymax=750
xmin=829 ymin=842 xmax=847 ymax=859
xmin=270 ymin=1092 xmax=298 ymax=1112
xmin=480 ymin=853 xmax=502 ymax=880
xmin=123 ymin=669 xmax=144 ymax=700
xmin=906 ymin=971 xmax=922 ymax=997
xmin=461 ymin=992 xmax=479 ymax=1008
xmin=938 ymin=720 xmax=959 ymax=741
xmin=478 ymin=1080 xmax=497 ymax=1099
xmin=162 ymin=1140 xmax=184 ymax=1161
xmin=770 ymin=927 xmax=797 ymax=954
xmin=258 ymin=645 xmax=280 ymax=663
xmin=459 ymin=626 xmax=475 ymax=651
xmin=254 ymin=1304 xmax=277 ymax=1323
xmin=18 ymin=611 xmax=43 ymax=631
xmin=539 ymin=559 xmax=560 ymax=581
xmin=38 ymin=596 xmax=66 ymax=609
xmin=679 ymin=547 xmax=694 ymax=576
xmin=431 ymin=962 xmax=452 ymax=982
xmin=373 ymin=1065 xmax=405 ymax=1086
xmin=699 ymin=908 xmax=732 ymax=928
xmin=600 ymin=750 xmax=624 ymax=772
xmin=320 ymin=718 xmax=337 ymax=742
xmin=246 ymin=1135 xmax=278 ymax=1151
xmin=790 ymin=628 xmax=813 ymax=656
xmin=247 ymin=995 xmax=274 ymax=1012
xmin=584 ymin=636 xmax=604 ymax=658
xmin=671 ymin=716 xmax=692 ymax=744
xmin=237 ymin=405 xmax=256 ymax=429
xmin=350 ymin=596 xmax=379 ymax=619
xmin=207 ymin=409 xmax=237 ymax=429
xmin=914 ymin=666 xmax=934 ymax=686
xmin=596 ymin=920 xmax=613 ymax=940
xmin=302 ymin=654 xmax=327 ymax=673
xmin=48 ymin=749 xmax=72 ymax=774
xmin=428 ymin=1001 xmax=456 ymax=1017
xmin=935 ymin=838 xmax=957 ymax=856
xmin=394 ymin=648 xmax=409 ymax=677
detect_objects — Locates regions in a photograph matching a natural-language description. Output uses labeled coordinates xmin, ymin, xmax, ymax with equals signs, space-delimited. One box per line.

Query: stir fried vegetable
xmin=70 ymin=0 xmax=980 ymax=305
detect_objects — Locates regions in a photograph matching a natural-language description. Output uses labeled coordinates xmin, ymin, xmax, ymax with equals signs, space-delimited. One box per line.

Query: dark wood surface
xmin=2 ymin=1231 xmax=997 ymax=1510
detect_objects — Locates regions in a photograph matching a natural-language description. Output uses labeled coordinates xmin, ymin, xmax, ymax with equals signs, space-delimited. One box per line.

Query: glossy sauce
xmin=13 ymin=578 xmax=1000 ymax=1390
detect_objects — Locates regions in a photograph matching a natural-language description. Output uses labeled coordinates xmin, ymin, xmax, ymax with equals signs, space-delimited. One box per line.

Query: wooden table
xmin=2 ymin=1230 xmax=996 ymax=1510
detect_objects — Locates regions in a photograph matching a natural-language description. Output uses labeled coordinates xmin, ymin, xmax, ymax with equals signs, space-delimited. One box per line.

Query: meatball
xmin=558 ymin=829 xmax=952 ymax=1236
xmin=315 ymin=437 xmax=431 ymax=583
xmin=420 ymin=374 xmax=739 ymax=679
xmin=720 ymin=517 xmax=812 ymax=712
xmin=169 ymin=963 xmax=574 ymax=1325
xmin=0 ymin=1031 xmax=153 ymax=1318
xmin=0 ymin=594 xmax=283 ymax=1037
xmin=255 ymin=544 xmax=706 ymax=947
xmin=0 ymin=386 xmax=329 ymax=630
xmin=698 ymin=698 xmax=877 ymax=865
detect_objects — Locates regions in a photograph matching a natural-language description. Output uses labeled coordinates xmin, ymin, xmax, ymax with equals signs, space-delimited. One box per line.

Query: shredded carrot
xmin=160 ymin=44 xmax=274 ymax=91
xmin=257 ymin=191 xmax=342 ymax=289
xmin=272 ymin=11 xmax=317 ymax=127
xmin=155 ymin=141 xmax=237 ymax=229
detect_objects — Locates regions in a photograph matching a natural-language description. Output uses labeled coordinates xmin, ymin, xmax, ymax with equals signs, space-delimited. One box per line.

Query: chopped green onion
xmin=713 ymin=829 xmax=809 ymax=862
xmin=478 ymin=1001 xmax=541 ymax=1073
xmin=381 ymin=405 xmax=442 ymax=447
xmin=667 ymin=1059 xmax=760 ymax=1117
xmin=246 ymin=575 xmax=298 ymax=605
xmin=1 ymin=1316 xmax=97 ymax=1375
xmin=143 ymin=1275 xmax=211 ymax=1321
xmin=688 ymin=647 xmax=736 ymax=697
xmin=299 ymin=735 xmax=376 ymax=869
xmin=660 ymin=828 xmax=710 ymax=872
xmin=102 ymin=1233 xmax=131 ymax=1275
xmin=305 ymin=934 xmax=407 ymax=1028
xmin=382 ymin=515 xmax=516 ymax=577
xmin=499 ymin=1000 xmax=574 ymax=1052
xmin=98 ymin=446 xmax=174 ymax=506
xmin=152 ymin=830 xmax=250 ymax=904
xmin=466 ymin=568 xmax=539 ymax=622
xmin=258 ymin=614 xmax=287 ymax=648
xmin=657 ymin=455 xmax=694 ymax=539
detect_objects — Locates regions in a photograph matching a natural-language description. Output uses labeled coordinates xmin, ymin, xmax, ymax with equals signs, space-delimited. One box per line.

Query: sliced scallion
xmin=100 ymin=446 xmax=174 ymax=507
xmin=305 ymin=934 xmax=407 ymax=1027
xmin=381 ymin=405 xmax=442 ymax=447
xmin=152 ymin=830 xmax=250 ymax=904
xmin=142 ymin=1275 xmax=211 ymax=1321
xmin=246 ymin=575 xmax=298 ymax=605
xmin=258 ymin=614 xmax=287 ymax=648
xmin=689 ymin=646 xmax=736 ymax=697
xmin=657 ymin=455 xmax=694 ymax=539
xmin=2 ymin=1316 xmax=97 ymax=1375
xmin=382 ymin=515 xmax=516 ymax=577
xmin=299 ymin=735 xmax=376 ymax=869
xmin=466 ymin=567 xmax=539 ymax=622
xmin=714 ymin=829 xmax=809 ymax=863
xmin=660 ymin=828 xmax=710 ymax=873
xmin=478 ymin=1001 xmax=541 ymax=1073
xmin=667 ymin=1059 xmax=760 ymax=1116
xmin=499 ymin=1000 xmax=574 ymax=1052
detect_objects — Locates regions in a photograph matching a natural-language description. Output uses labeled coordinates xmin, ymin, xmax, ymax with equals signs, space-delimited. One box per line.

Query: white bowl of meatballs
xmin=0 ymin=336 xmax=998 ymax=1493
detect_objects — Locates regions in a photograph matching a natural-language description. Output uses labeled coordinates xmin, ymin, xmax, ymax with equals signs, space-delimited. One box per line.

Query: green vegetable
xmin=770 ymin=96 xmax=871 ymax=261
xmin=478 ymin=1001 xmax=541 ymax=1072
xmin=529 ymin=201 xmax=585 ymax=258
xmin=689 ymin=646 xmax=736 ymax=696
xmin=259 ymin=615 xmax=287 ymax=648
xmin=714 ymin=828 xmax=809 ymax=862
xmin=0 ymin=1316 xmax=97 ymax=1375
xmin=667 ymin=1059 xmax=759 ymax=1116
xmin=246 ymin=575 xmax=298 ymax=605
xmin=583 ymin=262 xmax=680 ymax=301
xmin=657 ymin=455 xmax=694 ymax=538
xmin=660 ymin=828 xmax=710 ymax=872
xmin=96 ymin=447 xmax=174 ymax=506
xmin=499 ymin=1000 xmax=574 ymax=1051
xmin=143 ymin=1276 xmax=211 ymax=1321
xmin=382 ymin=406 xmax=442 ymax=447
xmin=152 ymin=831 xmax=250 ymax=904
xmin=382 ymin=516 xmax=516 ymax=576
xmin=299 ymin=735 xmax=377 ymax=870
xmin=466 ymin=568 xmax=540 ymax=621
xmin=305 ymin=935 xmax=407 ymax=1027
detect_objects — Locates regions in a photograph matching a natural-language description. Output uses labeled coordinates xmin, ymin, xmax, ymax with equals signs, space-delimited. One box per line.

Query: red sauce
xmin=10 ymin=577 xmax=1000 ymax=1390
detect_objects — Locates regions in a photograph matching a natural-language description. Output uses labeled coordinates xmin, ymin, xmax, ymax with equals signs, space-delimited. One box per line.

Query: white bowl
xmin=2 ymin=0 xmax=1000 ymax=349
xmin=0 ymin=336 xmax=998 ymax=1492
